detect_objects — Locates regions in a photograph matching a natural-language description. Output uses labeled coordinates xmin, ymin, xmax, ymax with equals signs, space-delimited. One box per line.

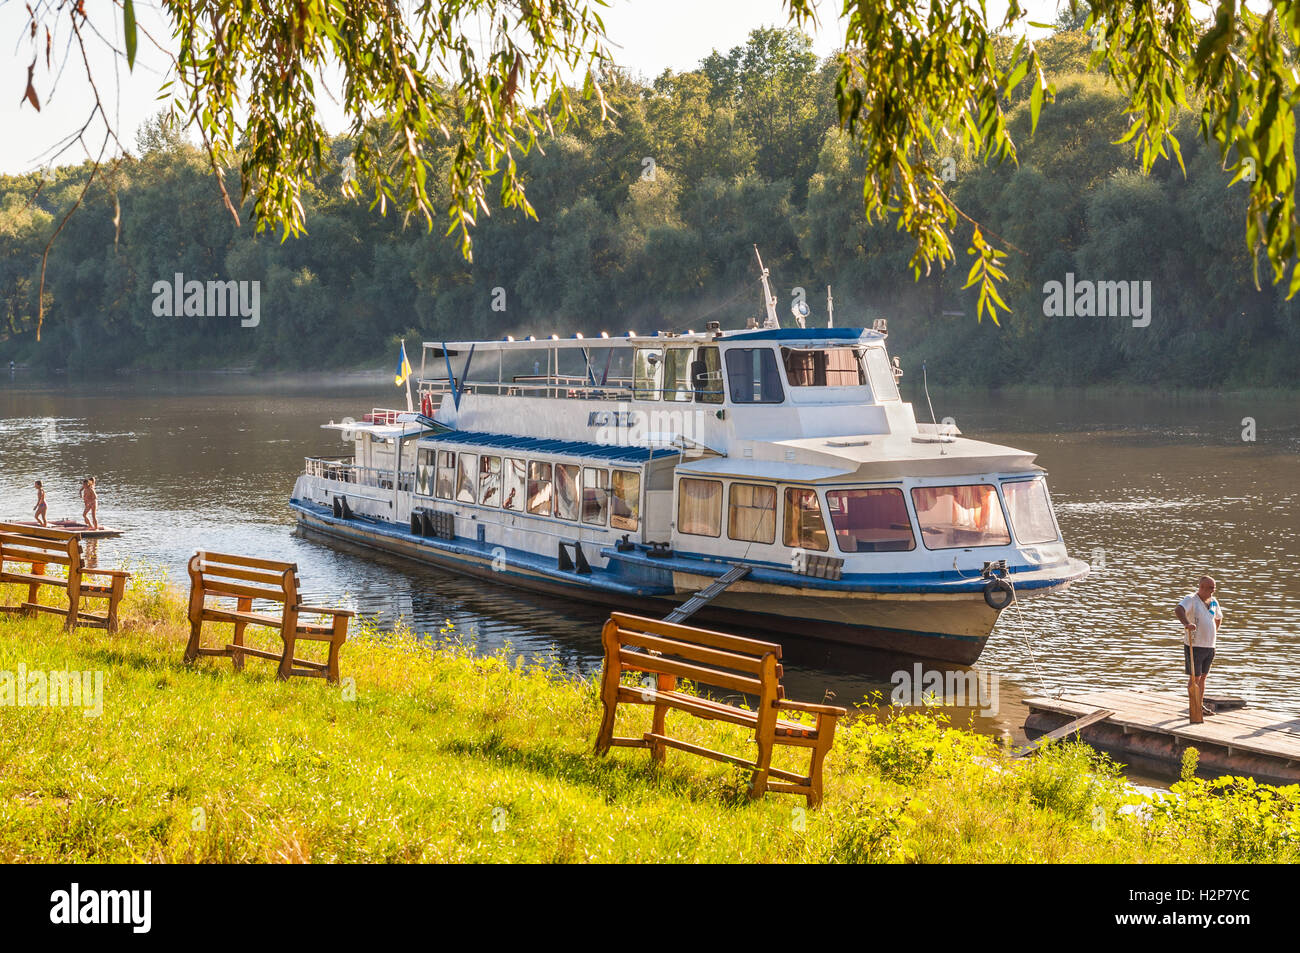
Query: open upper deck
xmin=416 ymin=325 xmax=900 ymax=410
xmin=404 ymin=325 xmax=1043 ymax=477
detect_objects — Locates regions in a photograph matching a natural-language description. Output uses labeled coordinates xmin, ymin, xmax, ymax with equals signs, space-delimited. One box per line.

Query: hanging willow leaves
xmin=784 ymin=0 xmax=1300 ymax=318
xmin=122 ymin=0 xmax=137 ymax=70
xmin=21 ymin=0 xmax=611 ymax=261
xmin=16 ymin=0 xmax=1300 ymax=321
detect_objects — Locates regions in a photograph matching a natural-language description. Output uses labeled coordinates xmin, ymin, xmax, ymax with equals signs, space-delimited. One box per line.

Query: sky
xmin=0 ymin=0 xmax=1064 ymax=177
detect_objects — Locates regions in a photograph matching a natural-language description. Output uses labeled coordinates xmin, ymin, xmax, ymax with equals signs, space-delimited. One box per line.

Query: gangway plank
xmin=663 ymin=564 xmax=751 ymax=624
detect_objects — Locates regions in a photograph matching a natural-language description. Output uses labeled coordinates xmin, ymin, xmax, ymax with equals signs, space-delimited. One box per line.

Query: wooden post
xmin=277 ymin=569 xmax=301 ymax=680
xmin=230 ymin=596 xmax=251 ymax=672
xmin=594 ymin=618 xmax=622 ymax=754
xmin=184 ymin=553 xmax=205 ymax=662
xmin=63 ymin=538 xmax=80 ymax=630
xmin=749 ymin=653 xmax=779 ymax=800
xmin=806 ymin=712 xmax=837 ymax=807
xmin=25 ymin=561 xmax=44 ymax=617
xmin=106 ymin=573 xmax=127 ymax=633
xmin=649 ymin=672 xmax=674 ymax=763
xmin=327 ymin=615 xmax=349 ymax=685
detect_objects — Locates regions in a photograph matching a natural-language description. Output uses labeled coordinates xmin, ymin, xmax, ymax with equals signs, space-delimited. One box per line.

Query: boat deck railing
xmin=415 ymin=375 xmax=727 ymax=401
xmin=361 ymin=408 xmax=409 ymax=425
xmin=418 ymin=376 xmax=635 ymax=401
xmin=304 ymin=457 xmax=414 ymax=493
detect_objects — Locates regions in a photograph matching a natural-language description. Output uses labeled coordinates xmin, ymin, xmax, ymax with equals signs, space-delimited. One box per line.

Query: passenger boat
xmin=289 ymin=280 xmax=1088 ymax=665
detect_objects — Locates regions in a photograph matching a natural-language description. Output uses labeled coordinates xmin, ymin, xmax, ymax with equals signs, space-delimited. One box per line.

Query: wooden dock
xmin=1023 ymin=689 xmax=1300 ymax=786
xmin=6 ymin=520 xmax=122 ymax=539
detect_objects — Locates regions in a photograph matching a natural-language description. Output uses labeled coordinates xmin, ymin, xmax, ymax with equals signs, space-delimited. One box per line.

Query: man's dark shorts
xmin=1184 ymin=645 xmax=1215 ymax=676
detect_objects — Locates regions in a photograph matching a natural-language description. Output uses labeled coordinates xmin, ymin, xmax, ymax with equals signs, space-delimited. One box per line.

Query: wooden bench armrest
xmin=774 ymin=698 xmax=847 ymax=717
xmin=81 ymin=567 xmax=132 ymax=578
xmin=296 ymin=604 xmax=356 ymax=618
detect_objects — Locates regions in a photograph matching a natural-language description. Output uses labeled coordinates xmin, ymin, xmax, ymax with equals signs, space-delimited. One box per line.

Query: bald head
xmin=1198 ymin=576 xmax=1216 ymax=598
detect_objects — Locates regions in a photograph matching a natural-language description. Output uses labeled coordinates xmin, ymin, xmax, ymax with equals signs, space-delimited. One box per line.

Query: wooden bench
xmin=183 ymin=551 xmax=355 ymax=683
xmin=0 ymin=522 xmax=131 ymax=632
xmin=595 ymin=612 xmax=847 ymax=806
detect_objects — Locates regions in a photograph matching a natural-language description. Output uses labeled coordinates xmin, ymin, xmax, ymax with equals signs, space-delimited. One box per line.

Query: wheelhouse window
xmin=728 ymin=482 xmax=776 ymax=544
xmin=781 ymin=346 xmax=867 ymax=387
xmin=503 ymin=457 xmax=526 ymax=512
xmin=677 ymin=478 xmax=723 ymax=537
xmin=527 ymin=462 xmax=553 ymax=516
xmin=783 ymin=487 xmax=829 ymax=551
xmin=582 ymin=468 xmax=610 ymax=526
xmin=455 ymin=453 xmax=477 ymax=503
xmin=863 ymin=347 xmax=900 ymax=401
xmin=611 ymin=469 xmax=641 ymax=531
xmin=911 ymin=484 xmax=1011 ymax=549
xmin=416 ymin=448 xmax=435 ymax=497
xmin=694 ymin=346 xmax=724 ymax=404
xmin=634 ymin=348 xmax=664 ymax=401
xmin=478 ymin=455 xmax=502 ymax=507
xmin=435 ymin=450 xmax=456 ymax=500
xmin=724 ymin=348 xmax=784 ymax=403
xmin=1003 ymin=478 xmax=1060 ymax=544
xmin=555 ymin=464 xmax=580 ymax=521
xmin=664 ymin=348 xmax=694 ymax=403
xmin=826 ymin=488 xmax=915 ymax=552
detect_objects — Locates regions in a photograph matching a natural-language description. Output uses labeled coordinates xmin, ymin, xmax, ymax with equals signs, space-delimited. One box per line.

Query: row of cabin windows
xmin=633 ymin=344 xmax=900 ymax=405
xmin=416 ymin=449 xmax=641 ymax=531
xmin=676 ymin=479 xmax=1059 ymax=553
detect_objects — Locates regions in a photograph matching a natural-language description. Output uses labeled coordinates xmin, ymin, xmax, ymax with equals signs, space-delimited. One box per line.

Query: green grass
xmin=1 ymin=572 xmax=1298 ymax=863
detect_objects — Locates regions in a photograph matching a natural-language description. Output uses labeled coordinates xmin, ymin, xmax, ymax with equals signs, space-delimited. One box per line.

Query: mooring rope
xmin=1008 ymin=579 xmax=1056 ymax=699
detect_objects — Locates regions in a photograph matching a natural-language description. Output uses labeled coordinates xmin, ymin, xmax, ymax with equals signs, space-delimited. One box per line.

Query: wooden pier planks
xmin=1012 ymin=707 xmax=1114 ymax=758
xmin=7 ymin=520 xmax=122 ymax=539
xmin=1023 ymin=690 xmax=1300 ymax=779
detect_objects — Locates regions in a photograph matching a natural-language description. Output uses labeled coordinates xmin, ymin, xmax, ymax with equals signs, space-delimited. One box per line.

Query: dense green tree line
xmin=1 ymin=25 xmax=1295 ymax=389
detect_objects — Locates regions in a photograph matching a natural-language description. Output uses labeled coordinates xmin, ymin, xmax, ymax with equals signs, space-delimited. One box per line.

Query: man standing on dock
xmin=1175 ymin=575 xmax=1223 ymax=724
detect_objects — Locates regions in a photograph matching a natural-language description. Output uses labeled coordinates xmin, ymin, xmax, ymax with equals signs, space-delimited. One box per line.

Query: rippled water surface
xmin=3 ymin=374 xmax=1299 ymax=752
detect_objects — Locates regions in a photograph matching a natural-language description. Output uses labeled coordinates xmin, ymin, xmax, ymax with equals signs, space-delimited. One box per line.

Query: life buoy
xmin=983 ymin=577 xmax=1015 ymax=611
xmin=421 ymin=394 xmax=434 ymax=417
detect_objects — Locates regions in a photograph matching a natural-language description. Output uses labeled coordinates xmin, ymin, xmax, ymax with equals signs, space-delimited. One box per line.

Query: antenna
xmin=826 ymin=285 xmax=834 ymax=328
xmin=922 ymin=361 xmax=948 ymax=456
xmin=753 ymin=245 xmax=780 ymax=329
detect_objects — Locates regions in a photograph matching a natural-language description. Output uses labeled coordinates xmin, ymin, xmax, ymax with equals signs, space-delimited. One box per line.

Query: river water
xmin=3 ymin=373 xmax=1299 ymax=755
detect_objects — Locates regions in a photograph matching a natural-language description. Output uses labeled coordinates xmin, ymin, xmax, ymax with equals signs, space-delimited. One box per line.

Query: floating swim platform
xmin=7 ymin=520 xmax=123 ymax=539
xmin=1023 ymin=689 xmax=1300 ymax=787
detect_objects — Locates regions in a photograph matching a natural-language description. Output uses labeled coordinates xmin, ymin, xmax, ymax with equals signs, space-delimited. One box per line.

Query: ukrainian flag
xmin=395 ymin=341 xmax=412 ymax=387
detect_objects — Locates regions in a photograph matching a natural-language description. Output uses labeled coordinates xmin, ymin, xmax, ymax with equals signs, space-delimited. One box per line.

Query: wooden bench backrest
xmin=607 ymin=612 xmax=784 ymax=696
xmin=188 ymin=551 xmax=300 ymax=606
xmin=0 ymin=523 xmax=79 ymax=568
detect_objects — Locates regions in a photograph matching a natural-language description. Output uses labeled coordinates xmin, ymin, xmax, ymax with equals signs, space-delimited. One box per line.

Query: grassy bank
xmin=1 ymin=574 xmax=1297 ymax=863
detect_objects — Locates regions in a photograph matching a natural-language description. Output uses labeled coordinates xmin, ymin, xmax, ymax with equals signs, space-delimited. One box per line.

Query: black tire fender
xmin=983 ymin=577 xmax=1015 ymax=611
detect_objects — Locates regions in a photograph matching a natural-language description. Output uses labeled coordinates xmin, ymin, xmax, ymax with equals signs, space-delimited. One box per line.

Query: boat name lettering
xmin=588 ymin=411 xmax=639 ymax=428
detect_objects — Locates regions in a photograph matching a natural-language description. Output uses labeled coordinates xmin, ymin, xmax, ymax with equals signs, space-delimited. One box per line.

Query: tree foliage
xmin=3 ymin=26 xmax=1297 ymax=392
xmin=15 ymin=1 xmax=1300 ymax=332
xmin=785 ymin=0 xmax=1300 ymax=321
xmin=16 ymin=1 xmax=610 ymax=283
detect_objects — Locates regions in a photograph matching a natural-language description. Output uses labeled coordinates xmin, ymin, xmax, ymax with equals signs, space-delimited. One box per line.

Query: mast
xmin=753 ymin=245 xmax=780 ymax=329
